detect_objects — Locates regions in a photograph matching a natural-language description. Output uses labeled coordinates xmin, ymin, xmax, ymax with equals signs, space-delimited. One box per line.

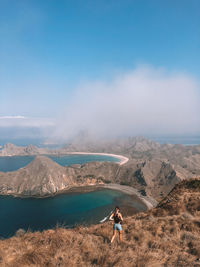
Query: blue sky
xmin=0 ymin=0 xmax=200 ymax=138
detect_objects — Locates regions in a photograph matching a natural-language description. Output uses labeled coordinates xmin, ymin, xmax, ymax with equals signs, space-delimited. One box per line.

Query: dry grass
xmin=0 ymin=178 xmax=200 ymax=267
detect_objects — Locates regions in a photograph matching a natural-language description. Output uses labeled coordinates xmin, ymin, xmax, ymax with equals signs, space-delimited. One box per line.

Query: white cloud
xmin=0 ymin=116 xmax=55 ymax=128
xmin=52 ymin=65 xmax=200 ymax=140
xmin=1 ymin=66 xmax=199 ymax=141
xmin=0 ymin=116 xmax=26 ymax=119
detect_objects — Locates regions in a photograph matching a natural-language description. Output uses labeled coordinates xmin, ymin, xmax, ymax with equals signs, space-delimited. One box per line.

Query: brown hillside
xmin=0 ymin=156 xmax=76 ymax=196
xmin=0 ymin=178 xmax=199 ymax=266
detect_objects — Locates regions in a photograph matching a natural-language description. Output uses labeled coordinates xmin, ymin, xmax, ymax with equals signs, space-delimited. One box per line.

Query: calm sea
xmin=0 ymin=189 xmax=146 ymax=238
xmin=0 ymin=154 xmax=131 ymax=238
xmin=0 ymin=154 xmax=120 ymax=172
xmin=1 ymin=135 xmax=198 ymax=238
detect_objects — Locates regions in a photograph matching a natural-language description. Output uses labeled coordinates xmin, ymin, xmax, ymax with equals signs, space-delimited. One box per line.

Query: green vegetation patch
xmin=84 ymin=174 xmax=95 ymax=178
xmin=186 ymin=180 xmax=200 ymax=191
xmin=120 ymin=181 xmax=130 ymax=186
xmin=103 ymin=180 xmax=111 ymax=184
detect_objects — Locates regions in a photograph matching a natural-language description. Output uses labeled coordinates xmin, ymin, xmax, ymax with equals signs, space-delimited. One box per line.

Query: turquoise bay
xmin=0 ymin=154 xmax=142 ymax=238
xmin=0 ymin=189 xmax=146 ymax=238
xmin=0 ymin=154 xmax=120 ymax=172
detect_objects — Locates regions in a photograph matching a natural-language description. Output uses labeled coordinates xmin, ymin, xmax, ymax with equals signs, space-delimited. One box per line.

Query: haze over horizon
xmin=1 ymin=0 xmax=200 ymax=142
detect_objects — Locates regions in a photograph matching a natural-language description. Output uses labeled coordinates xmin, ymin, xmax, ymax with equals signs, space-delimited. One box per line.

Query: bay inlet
xmin=0 ymin=189 xmax=147 ymax=238
xmin=0 ymin=154 xmax=146 ymax=238
xmin=0 ymin=154 xmax=120 ymax=172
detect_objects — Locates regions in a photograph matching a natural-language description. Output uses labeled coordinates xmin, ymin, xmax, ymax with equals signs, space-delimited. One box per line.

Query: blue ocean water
xmin=0 ymin=189 xmax=146 ymax=238
xmin=0 ymin=155 xmax=133 ymax=238
xmin=0 ymin=154 xmax=120 ymax=172
xmin=48 ymin=154 xmax=120 ymax=167
xmin=0 ymin=156 xmax=35 ymax=172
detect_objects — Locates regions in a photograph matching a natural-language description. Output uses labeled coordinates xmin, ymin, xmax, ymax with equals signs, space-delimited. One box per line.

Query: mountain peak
xmin=27 ymin=155 xmax=63 ymax=170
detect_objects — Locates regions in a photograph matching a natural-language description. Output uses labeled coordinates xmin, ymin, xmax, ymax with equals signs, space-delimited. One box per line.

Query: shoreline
xmin=99 ymin=183 xmax=158 ymax=209
xmin=65 ymin=152 xmax=129 ymax=165
xmin=0 ymin=183 xmax=157 ymax=210
xmin=0 ymin=152 xmax=129 ymax=165
xmin=0 ymin=184 xmax=156 ymax=239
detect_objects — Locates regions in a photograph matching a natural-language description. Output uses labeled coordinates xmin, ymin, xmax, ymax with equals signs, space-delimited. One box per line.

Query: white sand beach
xmin=66 ymin=152 xmax=129 ymax=165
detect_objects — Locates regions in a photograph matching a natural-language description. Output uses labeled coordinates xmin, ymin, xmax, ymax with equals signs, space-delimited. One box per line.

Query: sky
xmin=0 ymin=0 xmax=200 ymax=141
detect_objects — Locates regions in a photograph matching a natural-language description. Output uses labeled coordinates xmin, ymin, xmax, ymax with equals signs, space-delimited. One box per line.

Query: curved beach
xmin=63 ymin=183 xmax=157 ymax=211
xmin=66 ymin=152 xmax=129 ymax=165
xmin=100 ymin=183 xmax=158 ymax=209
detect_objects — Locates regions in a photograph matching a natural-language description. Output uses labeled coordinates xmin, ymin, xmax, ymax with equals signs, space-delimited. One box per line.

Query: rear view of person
xmin=109 ymin=206 xmax=123 ymax=243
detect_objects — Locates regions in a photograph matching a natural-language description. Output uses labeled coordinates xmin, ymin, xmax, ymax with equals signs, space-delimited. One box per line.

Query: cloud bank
xmin=0 ymin=116 xmax=55 ymax=140
xmin=0 ymin=116 xmax=54 ymax=128
xmin=1 ymin=66 xmax=199 ymax=142
xmin=52 ymin=66 xmax=200 ymax=140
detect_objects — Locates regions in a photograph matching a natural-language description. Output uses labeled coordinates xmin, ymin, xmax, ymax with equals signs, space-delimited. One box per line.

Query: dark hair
xmin=115 ymin=206 xmax=120 ymax=211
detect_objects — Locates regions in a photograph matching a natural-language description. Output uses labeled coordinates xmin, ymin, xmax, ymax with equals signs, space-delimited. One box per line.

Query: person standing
xmin=109 ymin=206 xmax=123 ymax=243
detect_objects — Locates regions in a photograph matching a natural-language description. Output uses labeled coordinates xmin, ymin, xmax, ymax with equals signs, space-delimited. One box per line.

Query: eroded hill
xmin=0 ymin=178 xmax=199 ymax=267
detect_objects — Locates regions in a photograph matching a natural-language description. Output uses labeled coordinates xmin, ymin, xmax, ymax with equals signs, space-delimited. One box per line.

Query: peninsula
xmin=0 ymin=137 xmax=200 ymax=203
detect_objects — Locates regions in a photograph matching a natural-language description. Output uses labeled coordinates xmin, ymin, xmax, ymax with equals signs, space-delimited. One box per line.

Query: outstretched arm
xmin=109 ymin=213 xmax=114 ymax=221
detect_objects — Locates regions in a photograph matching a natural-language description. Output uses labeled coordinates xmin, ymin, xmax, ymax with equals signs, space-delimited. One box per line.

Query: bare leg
xmin=119 ymin=230 xmax=122 ymax=242
xmin=111 ymin=230 xmax=117 ymax=243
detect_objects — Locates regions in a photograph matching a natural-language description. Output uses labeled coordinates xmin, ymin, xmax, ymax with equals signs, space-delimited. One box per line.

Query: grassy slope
xmin=0 ymin=179 xmax=200 ymax=267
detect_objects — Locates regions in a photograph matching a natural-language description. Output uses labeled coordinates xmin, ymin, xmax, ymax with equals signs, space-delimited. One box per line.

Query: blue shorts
xmin=113 ymin=223 xmax=122 ymax=231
